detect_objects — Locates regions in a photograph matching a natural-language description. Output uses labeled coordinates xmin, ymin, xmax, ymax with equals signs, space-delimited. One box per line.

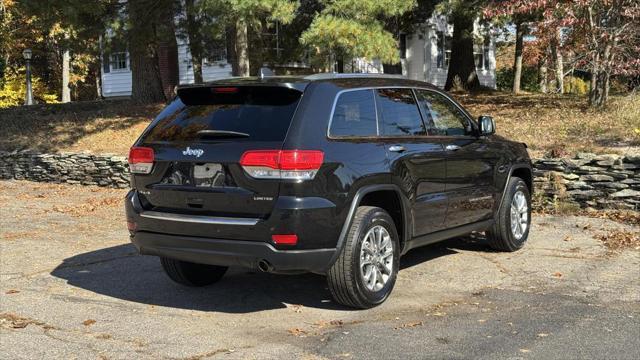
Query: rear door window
xmin=375 ymin=88 xmax=427 ymax=136
xmin=142 ymin=86 xmax=301 ymax=143
xmin=329 ymin=90 xmax=378 ymax=137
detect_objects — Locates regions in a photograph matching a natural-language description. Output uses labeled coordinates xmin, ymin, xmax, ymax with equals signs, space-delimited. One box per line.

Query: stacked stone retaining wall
xmin=1 ymin=150 xmax=638 ymax=209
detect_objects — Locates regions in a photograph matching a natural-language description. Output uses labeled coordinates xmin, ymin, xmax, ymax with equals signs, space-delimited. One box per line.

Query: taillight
xmin=240 ymin=150 xmax=324 ymax=180
xmin=128 ymin=147 xmax=154 ymax=174
xmin=271 ymin=234 xmax=298 ymax=245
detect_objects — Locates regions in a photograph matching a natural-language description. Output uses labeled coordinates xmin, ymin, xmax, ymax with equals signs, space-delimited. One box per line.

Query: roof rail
xmin=304 ymin=73 xmax=406 ymax=80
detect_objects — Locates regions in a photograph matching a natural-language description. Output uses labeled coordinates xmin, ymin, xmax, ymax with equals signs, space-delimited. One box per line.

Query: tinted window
xmin=143 ymin=87 xmax=301 ymax=143
xmin=376 ymin=88 xmax=426 ymax=136
xmin=330 ymin=90 xmax=377 ymax=137
xmin=415 ymin=90 xmax=473 ymax=136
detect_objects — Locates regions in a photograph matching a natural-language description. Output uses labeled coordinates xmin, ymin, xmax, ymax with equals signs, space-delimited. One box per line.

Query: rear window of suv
xmin=329 ymin=90 xmax=378 ymax=137
xmin=142 ymin=86 xmax=301 ymax=143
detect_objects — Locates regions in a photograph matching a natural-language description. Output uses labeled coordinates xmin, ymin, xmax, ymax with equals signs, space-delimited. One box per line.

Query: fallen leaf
xmin=553 ymin=272 xmax=563 ymax=278
xmin=394 ymin=321 xmax=423 ymax=330
xmin=287 ymin=328 xmax=308 ymax=337
xmin=5 ymin=289 xmax=20 ymax=294
xmin=83 ymin=319 xmax=97 ymax=326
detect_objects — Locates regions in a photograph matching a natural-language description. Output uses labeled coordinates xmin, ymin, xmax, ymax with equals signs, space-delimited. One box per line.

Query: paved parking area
xmin=1 ymin=180 xmax=639 ymax=359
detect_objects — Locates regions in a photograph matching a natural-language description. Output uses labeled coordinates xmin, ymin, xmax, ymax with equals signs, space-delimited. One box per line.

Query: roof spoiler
xmin=176 ymin=85 xmax=302 ymax=106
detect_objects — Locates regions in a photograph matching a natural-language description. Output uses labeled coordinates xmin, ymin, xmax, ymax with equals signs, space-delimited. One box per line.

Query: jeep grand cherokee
xmin=124 ymin=74 xmax=533 ymax=308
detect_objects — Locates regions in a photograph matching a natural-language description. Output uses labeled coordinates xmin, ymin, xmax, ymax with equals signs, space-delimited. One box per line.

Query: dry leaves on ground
xmin=0 ymin=312 xmax=55 ymax=330
xmin=52 ymin=196 xmax=122 ymax=216
xmin=394 ymin=321 xmax=424 ymax=330
xmin=596 ymin=230 xmax=640 ymax=250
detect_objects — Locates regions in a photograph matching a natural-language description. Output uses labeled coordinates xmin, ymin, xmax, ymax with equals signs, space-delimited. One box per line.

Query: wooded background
xmin=1 ymin=0 xmax=638 ymax=107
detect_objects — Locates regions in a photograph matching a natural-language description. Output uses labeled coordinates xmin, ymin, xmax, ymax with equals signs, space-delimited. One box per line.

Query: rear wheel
xmin=160 ymin=257 xmax=228 ymax=287
xmin=327 ymin=206 xmax=400 ymax=309
xmin=487 ymin=177 xmax=531 ymax=252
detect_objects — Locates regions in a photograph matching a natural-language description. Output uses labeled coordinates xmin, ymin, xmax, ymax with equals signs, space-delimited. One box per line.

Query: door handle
xmin=445 ymin=144 xmax=461 ymax=151
xmin=389 ymin=145 xmax=406 ymax=153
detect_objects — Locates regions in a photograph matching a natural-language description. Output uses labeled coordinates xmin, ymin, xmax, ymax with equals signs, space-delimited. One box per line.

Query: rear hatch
xmin=133 ymin=85 xmax=302 ymax=223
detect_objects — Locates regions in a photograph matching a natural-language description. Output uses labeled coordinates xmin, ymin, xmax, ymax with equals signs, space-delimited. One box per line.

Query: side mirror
xmin=478 ymin=115 xmax=495 ymax=136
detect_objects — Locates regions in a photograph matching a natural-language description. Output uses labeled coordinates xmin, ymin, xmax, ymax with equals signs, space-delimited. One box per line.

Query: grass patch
xmin=456 ymin=92 xmax=640 ymax=157
xmin=0 ymin=100 xmax=160 ymax=155
xmin=0 ymin=92 xmax=638 ymax=157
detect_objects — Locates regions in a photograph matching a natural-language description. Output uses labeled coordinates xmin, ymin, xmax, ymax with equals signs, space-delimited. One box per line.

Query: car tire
xmin=327 ymin=206 xmax=400 ymax=309
xmin=160 ymin=257 xmax=228 ymax=287
xmin=486 ymin=177 xmax=531 ymax=252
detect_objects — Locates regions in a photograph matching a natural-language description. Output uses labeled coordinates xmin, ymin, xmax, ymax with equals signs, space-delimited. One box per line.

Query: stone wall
xmin=534 ymin=153 xmax=639 ymax=210
xmin=0 ymin=150 xmax=130 ymax=188
xmin=0 ymin=150 xmax=638 ymax=210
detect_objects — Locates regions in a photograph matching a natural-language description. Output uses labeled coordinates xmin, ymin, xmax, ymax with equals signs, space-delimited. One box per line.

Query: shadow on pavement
xmin=50 ymin=235 xmax=491 ymax=313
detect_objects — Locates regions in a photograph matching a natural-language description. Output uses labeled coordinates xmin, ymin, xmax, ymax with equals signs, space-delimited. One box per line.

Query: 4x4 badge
xmin=182 ymin=147 xmax=204 ymax=158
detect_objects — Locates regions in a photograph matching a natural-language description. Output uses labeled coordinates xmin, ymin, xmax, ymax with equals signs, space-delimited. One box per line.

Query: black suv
xmin=125 ymin=74 xmax=532 ymax=308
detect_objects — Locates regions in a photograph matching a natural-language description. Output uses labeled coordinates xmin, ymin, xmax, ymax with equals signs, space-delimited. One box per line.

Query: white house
xmin=100 ymin=13 xmax=496 ymax=98
xmin=100 ymin=34 xmax=233 ymax=98
xmin=402 ymin=14 xmax=496 ymax=88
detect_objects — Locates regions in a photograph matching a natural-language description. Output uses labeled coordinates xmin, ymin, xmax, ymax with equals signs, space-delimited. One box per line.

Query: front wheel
xmin=486 ymin=177 xmax=531 ymax=252
xmin=327 ymin=206 xmax=400 ymax=309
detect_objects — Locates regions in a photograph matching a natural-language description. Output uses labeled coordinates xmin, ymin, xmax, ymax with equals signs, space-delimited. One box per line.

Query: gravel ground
xmin=1 ymin=180 xmax=639 ymax=359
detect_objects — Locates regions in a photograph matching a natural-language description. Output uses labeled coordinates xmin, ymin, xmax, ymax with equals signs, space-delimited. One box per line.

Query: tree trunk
xmin=550 ymin=31 xmax=563 ymax=94
xmin=444 ymin=10 xmax=480 ymax=92
xmin=226 ymin=24 xmax=238 ymax=75
xmin=95 ymin=67 xmax=102 ymax=99
xmin=235 ymin=18 xmax=250 ymax=77
xmin=512 ymin=21 xmax=525 ymax=94
xmin=61 ymin=48 xmax=71 ymax=102
xmin=184 ymin=0 xmax=203 ymax=83
xmin=589 ymin=42 xmax=613 ymax=108
xmin=128 ymin=0 xmax=166 ymax=103
xmin=538 ymin=56 xmax=547 ymax=93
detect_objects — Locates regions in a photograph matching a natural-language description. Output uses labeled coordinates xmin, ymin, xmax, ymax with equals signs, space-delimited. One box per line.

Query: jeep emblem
xmin=182 ymin=147 xmax=204 ymax=158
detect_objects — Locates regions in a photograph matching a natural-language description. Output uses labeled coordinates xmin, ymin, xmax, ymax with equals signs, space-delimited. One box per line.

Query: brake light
xmin=240 ymin=150 xmax=324 ymax=180
xmin=128 ymin=147 xmax=154 ymax=174
xmin=271 ymin=234 xmax=298 ymax=245
xmin=212 ymin=87 xmax=239 ymax=93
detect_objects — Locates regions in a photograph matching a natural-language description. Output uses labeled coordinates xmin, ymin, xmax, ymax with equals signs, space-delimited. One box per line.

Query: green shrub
xmin=563 ymin=76 xmax=589 ymax=95
xmin=496 ymin=66 xmax=540 ymax=92
xmin=0 ymin=68 xmax=59 ymax=109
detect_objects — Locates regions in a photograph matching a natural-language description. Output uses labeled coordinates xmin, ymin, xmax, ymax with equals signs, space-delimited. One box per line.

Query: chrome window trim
xmin=140 ymin=211 xmax=260 ymax=226
xmin=326 ymin=85 xmax=477 ymax=140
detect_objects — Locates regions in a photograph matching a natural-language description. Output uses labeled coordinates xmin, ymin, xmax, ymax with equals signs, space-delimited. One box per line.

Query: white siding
xmin=176 ymin=37 xmax=232 ymax=85
xmin=101 ymin=34 xmax=233 ymax=98
xmin=404 ymin=34 xmax=426 ymax=80
xmin=101 ymin=70 xmax=132 ymax=98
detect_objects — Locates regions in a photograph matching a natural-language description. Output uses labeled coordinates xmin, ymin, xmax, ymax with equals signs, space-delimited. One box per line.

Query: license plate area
xmin=193 ymin=163 xmax=226 ymax=187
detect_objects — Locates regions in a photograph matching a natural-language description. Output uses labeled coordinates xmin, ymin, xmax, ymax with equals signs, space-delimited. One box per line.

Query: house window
xmin=110 ymin=52 xmax=128 ymax=71
xmin=474 ymin=36 xmax=491 ymax=70
xmin=399 ymin=34 xmax=407 ymax=60
xmin=436 ymin=31 xmax=452 ymax=69
xmin=483 ymin=36 xmax=491 ymax=70
xmin=204 ymin=45 xmax=226 ymax=64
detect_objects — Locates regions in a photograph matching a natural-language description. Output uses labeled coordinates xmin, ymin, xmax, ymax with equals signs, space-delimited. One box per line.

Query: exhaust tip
xmin=257 ymin=259 xmax=273 ymax=273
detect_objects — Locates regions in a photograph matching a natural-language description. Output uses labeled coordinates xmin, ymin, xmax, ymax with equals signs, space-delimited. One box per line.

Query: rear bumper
xmin=125 ymin=190 xmax=338 ymax=273
xmin=131 ymin=231 xmax=335 ymax=273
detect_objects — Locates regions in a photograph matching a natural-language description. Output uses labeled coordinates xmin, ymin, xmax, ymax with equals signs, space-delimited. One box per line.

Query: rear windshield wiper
xmin=196 ymin=130 xmax=250 ymax=139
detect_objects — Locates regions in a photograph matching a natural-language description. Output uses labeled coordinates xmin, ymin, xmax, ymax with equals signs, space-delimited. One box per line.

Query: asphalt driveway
xmin=1 ymin=180 xmax=638 ymax=359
